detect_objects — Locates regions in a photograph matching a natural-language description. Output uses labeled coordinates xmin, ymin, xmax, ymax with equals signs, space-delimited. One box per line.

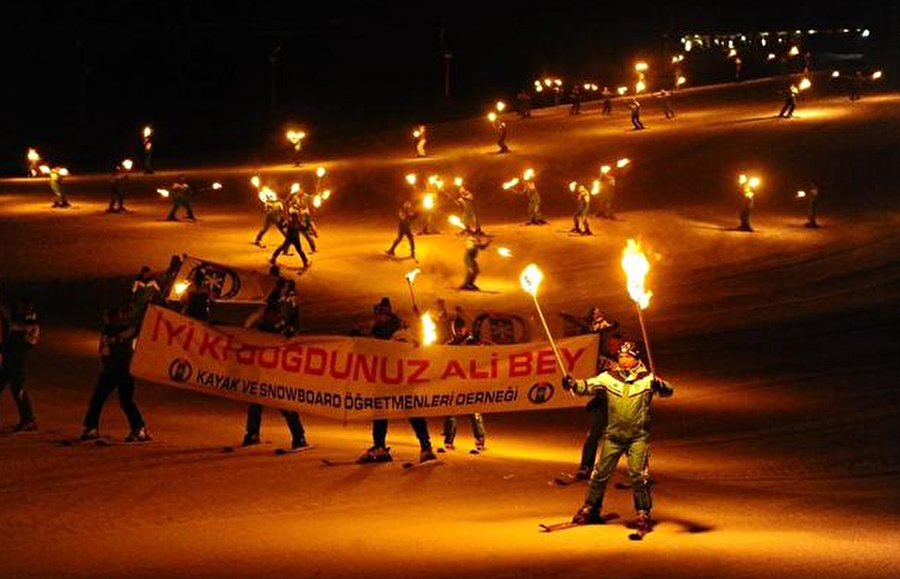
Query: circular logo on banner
xmin=528 ymin=382 xmax=554 ymax=405
xmin=189 ymin=264 xmax=242 ymax=300
xmin=168 ymin=359 xmax=193 ymax=383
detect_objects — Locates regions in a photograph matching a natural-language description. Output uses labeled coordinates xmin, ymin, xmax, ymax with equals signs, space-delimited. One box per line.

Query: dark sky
xmin=1 ymin=1 xmax=896 ymax=169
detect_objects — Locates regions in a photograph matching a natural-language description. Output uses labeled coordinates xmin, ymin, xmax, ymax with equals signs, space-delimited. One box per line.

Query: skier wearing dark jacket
xmin=0 ymin=297 xmax=39 ymax=431
xmin=562 ymin=341 xmax=673 ymax=534
xmin=81 ymin=307 xmax=149 ymax=441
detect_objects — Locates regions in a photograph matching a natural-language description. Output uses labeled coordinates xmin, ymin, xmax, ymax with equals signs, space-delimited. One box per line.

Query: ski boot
xmin=80 ymin=427 xmax=101 ymax=441
xmin=572 ymin=503 xmax=605 ymax=525
xmin=635 ymin=510 xmax=654 ymax=534
xmin=125 ymin=427 xmax=152 ymax=442
xmin=359 ymin=445 xmax=393 ymax=463
xmin=242 ymin=432 xmax=261 ymax=447
xmin=291 ymin=436 xmax=309 ymax=450
xmin=474 ymin=436 xmax=486 ymax=452
xmin=442 ymin=438 xmax=456 ymax=452
xmin=419 ymin=446 xmax=438 ymax=463
xmin=13 ymin=419 xmax=38 ymax=433
xmin=574 ymin=466 xmax=592 ymax=481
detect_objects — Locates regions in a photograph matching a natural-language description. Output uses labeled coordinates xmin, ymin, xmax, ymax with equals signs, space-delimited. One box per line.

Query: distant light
xmin=212 ymin=182 xmax=223 ymax=190
xmin=799 ymin=77 xmax=812 ymax=91
xmin=617 ymin=86 xmax=628 ymax=95
xmin=635 ymin=62 xmax=649 ymax=72
xmin=250 ymin=176 xmax=261 ymax=189
xmin=789 ymin=46 xmax=800 ymax=56
xmin=676 ymin=76 xmax=687 ymax=86
xmin=121 ymin=159 xmax=134 ymax=171
xmin=405 ymin=173 xmax=417 ymax=186
xmin=496 ymin=101 xmax=506 ymax=112
xmin=767 ymin=53 xmax=777 ymax=61
xmin=831 ymin=70 xmax=840 ymax=78
xmin=523 ymin=168 xmax=535 ymax=181
xmin=684 ymin=39 xmax=693 ymax=52
xmin=861 ymin=29 xmax=870 ymax=38
xmin=316 ymin=166 xmax=326 ymax=178
xmin=872 ymin=70 xmax=883 ymax=80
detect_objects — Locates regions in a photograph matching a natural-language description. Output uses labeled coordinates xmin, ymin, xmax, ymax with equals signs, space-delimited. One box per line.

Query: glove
xmin=562 ymin=375 xmax=576 ymax=391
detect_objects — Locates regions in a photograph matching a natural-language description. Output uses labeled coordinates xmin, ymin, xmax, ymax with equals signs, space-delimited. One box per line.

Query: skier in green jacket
xmin=562 ymin=341 xmax=673 ymax=535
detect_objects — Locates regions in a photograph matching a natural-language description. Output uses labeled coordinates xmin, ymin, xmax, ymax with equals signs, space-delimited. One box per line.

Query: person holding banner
xmin=562 ymin=341 xmax=673 ymax=534
xmin=359 ymin=298 xmax=435 ymax=463
xmin=81 ymin=307 xmax=149 ymax=442
xmin=242 ymin=304 xmax=309 ymax=449
xmin=442 ymin=318 xmax=487 ymax=451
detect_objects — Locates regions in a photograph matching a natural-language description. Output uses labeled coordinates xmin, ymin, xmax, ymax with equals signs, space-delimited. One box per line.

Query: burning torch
xmin=405 ymin=268 xmax=421 ymax=312
xmin=621 ymin=239 xmax=657 ymax=374
xmin=519 ymin=264 xmax=568 ymax=379
xmin=286 ymin=130 xmax=306 ymax=167
xmin=27 ymin=148 xmax=41 ymax=177
xmin=142 ymin=125 xmax=154 ymax=174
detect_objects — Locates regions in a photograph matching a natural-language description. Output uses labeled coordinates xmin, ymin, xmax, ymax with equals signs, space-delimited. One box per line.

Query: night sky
xmin=1 ymin=1 xmax=896 ymax=170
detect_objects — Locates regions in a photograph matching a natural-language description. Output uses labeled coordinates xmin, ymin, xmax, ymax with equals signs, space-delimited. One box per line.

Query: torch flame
xmin=519 ymin=263 xmax=544 ymax=296
xmin=423 ymin=193 xmax=435 ymax=210
xmin=568 ymin=181 xmax=577 ymax=192
xmin=502 ymin=178 xmax=520 ymax=190
xmin=173 ymin=281 xmax=190 ymax=296
xmin=39 ymin=165 xmax=51 ymax=175
xmin=290 ymin=183 xmax=300 ymax=194
xmin=789 ymin=45 xmax=800 ymax=56
xmin=454 ymin=177 xmax=464 ymax=187
xmin=617 ymin=86 xmax=628 ymax=95
xmin=831 ymin=70 xmax=840 ymax=78
xmin=313 ymin=195 xmax=322 ymax=208
xmin=316 ymin=166 xmax=326 ymax=178
xmin=496 ymin=101 xmax=506 ymax=112
xmin=405 ymin=173 xmax=417 ymax=186
xmin=635 ymin=80 xmax=646 ymax=93
xmin=250 ymin=176 xmax=261 ymax=189
xmin=635 ymin=62 xmax=649 ymax=72
xmin=157 ymin=188 xmax=170 ymax=198
xmin=676 ymin=76 xmax=687 ymax=86
xmin=405 ymin=268 xmax=421 ymax=283
xmin=523 ymin=168 xmax=535 ymax=181
xmin=600 ymin=165 xmax=611 ymax=174
xmin=321 ymin=189 xmax=331 ymax=200
xmin=121 ymin=159 xmax=134 ymax=171
xmin=767 ymin=53 xmax=777 ymax=61
xmin=872 ymin=70 xmax=883 ymax=80
xmin=212 ymin=182 xmax=223 ymax=190
xmin=622 ymin=239 xmax=652 ymax=310
xmin=799 ymin=77 xmax=812 ymax=91
xmin=497 ymin=247 xmax=512 ymax=258
xmin=617 ymin=158 xmax=631 ymax=169
xmin=143 ymin=126 xmax=153 ymax=139
xmin=27 ymin=148 xmax=40 ymax=162
xmin=421 ymin=312 xmax=437 ymax=346
xmin=487 ymin=112 xmax=497 ymax=123
xmin=797 ymin=190 xmax=807 ymax=199
xmin=591 ymin=180 xmax=601 ymax=195
xmin=448 ymin=215 xmax=465 ymax=229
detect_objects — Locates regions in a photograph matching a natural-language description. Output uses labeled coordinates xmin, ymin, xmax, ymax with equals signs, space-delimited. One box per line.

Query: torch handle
xmin=531 ymin=295 xmax=570 ymax=381
xmin=406 ymin=280 xmax=419 ymax=312
xmin=636 ymin=306 xmax=657 ymax=375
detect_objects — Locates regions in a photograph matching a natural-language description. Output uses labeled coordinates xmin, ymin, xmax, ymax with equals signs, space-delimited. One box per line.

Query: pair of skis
xmin=221 ymin=441 xmax=319 ymax=456
xmin=538 ymin=513 xmax=654 ymax=540
xmin=57 ymin=436 xmax=160 ymax=448
xmin=321 ymin=457 xmax=444 ymax=470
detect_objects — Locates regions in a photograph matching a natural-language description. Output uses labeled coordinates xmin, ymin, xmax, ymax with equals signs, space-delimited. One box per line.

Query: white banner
xmin=132 ymin=305 xmax=598 ymax=420
xmin=166 ymin=254 xmax=279 ymax=304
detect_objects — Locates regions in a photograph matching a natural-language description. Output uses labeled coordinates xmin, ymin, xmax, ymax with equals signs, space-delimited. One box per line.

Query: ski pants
xmin=780 ymin=101 xmax=795 ymax=118
xmin=272 ymin=232 xmax=309 ymax=266
xmin=246 ymin=404 xmax=304 ymax=442
xmin=584 ymin=435 xmax=652 ymax=512
xmin=443 ymin=413 xmax=485 ymax=444
xmin=389 ymin=222 xmax=415 ymax=257
xmin=631 ymin=110 xmax=644 ymax=129
xmin=167 ymin=197 xmax=195 ymax=220
xmin=0 ymin=349 xmax=36 ymax=424
xmin=83 ymin=366 xmax=145 ymax=432
xmin=527 ymin=196 xmax=543 ymax=223
xmin=463 ymin=254 xmax=479 ymax=287
xmin=255 ymin=213 xmax=282 ymax=244
xmin=372 ymin=418 xmax=431 ymax=449
xmin=109 ymin=184 xmax=125 ymax=211
xmin=574 ymin=205 xmax=591 ymax=233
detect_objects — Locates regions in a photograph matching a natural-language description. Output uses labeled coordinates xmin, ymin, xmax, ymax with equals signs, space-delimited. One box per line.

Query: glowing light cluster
xmin=621 ymin=239 xmax=653 ymax=310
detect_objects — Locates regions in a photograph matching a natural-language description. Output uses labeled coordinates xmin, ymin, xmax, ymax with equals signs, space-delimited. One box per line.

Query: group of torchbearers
xmin=737 ymin=174 xmax=822 ymax=232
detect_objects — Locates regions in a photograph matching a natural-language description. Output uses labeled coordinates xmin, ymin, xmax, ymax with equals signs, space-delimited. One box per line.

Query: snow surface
xmin=1 ymin=78 xmax=898 ymax=579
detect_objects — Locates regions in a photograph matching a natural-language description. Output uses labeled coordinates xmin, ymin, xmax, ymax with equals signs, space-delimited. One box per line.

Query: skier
xmin=629 ymin=98 xmax=645 ymax=130
xmin=569 ymin=85 xmax=582 ymax=115
xmin=442 ymin=318 xmax=487 ymax=450
xmin=254 ymin=192 xmax=285 ymax=248
xmin=850 ymin=71 xmax=863 ymax=101
xmin=779 ymin=84 xmax=798 ymax=118
xmin=457 ymin=186 xmax=483 ymax=234
xmin=494 ymin=119 xmax=509 ymax=153
xmin=142 ymin=127 xmax=154 ymax=174
xmin=569 ymin=308 xmax=620 ymax=480
xmin=414 ymin=125 xmax=427 ymax=158
xmin=562 ymin=341 xmax=673 ymax=535
xmin=738 ymin=182 xmax=755 ymax=232
xmin=800 ymin=185 xmax=821 ymax=228
xmin=522 ymin=180 xmax=546 ymax=225
xmin=597 ymin=172 xmax=617 ymax=220
xmin=386 ymin=201 xmax=418 ymax=262
xmin=27 ymin=148 xmax=41 ymax=178
xmin=658 ymin=90 xmax=675 ymax=119
xmin=107 ymin=162 xmax=129 ymax=213
xmin=130 ymin=266 xmax=161 ymax=321
xmin=460 ymin=232 xmax=491 ymax=291
xmin=242 ymin=304 xmax=308 ymax=449
xmin=49 ymin=167 xmax=70 ymax=208
xmin=0 ymin=296 xmax=39 ymax=432
xmin=517 ymin=89 xmax=531 ymax=118
xmin=292 ymin=187 xmax=319 ymax=254
xmin=166 ymin=175 xmax=196 ymax=221
xmin=360 ymin=298 xmax=435 ymax=463
xmin=571 ymin=183 xmax=592 ymax=235
xmin=271 ymin=207 xmax=311 ymax=269
xmin=81 ymin=306 xmax=149 ymax=442
xmin=601 ymin=87 xmax=613 ymax=115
